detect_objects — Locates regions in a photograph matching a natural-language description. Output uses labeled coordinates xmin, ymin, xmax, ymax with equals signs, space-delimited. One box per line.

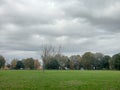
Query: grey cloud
xmin=61 ymin=0 xmax=120 ymax=32
xmin=0 ymin=0 xmax=64 ymax=25
xmin=0 ymin=0 xmax=120 ymax=60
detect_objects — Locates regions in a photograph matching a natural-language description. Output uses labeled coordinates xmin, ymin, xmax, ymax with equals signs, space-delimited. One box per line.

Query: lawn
xmin=0 ymin=70 xmax=120 ymax=90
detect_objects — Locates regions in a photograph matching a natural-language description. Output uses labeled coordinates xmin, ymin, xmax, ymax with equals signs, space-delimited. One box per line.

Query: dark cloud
xmin=61 ymin=0 xmax=120 ymax=32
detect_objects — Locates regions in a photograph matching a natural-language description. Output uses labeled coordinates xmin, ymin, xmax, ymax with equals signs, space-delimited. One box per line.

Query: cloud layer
xmin=0 ymin=0 xmax=120 ymax=61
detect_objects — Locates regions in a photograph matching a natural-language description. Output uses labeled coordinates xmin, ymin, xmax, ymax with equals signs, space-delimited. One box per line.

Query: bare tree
xmin=41 ymin=44 xmax=62 ymax=72
xmin=41 ymin=44 xmax=51 ymax=72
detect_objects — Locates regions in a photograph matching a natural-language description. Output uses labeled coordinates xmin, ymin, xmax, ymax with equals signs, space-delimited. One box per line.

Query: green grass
xmin=0 ymin=70 xmax=120 ymax=90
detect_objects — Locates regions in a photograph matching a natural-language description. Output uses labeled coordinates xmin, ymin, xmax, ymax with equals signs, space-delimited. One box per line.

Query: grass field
xmin=0 ymin=70 xmax=120 ymax=90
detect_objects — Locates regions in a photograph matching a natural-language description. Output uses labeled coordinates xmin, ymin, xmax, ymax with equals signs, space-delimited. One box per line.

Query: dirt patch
xmin=60 ymin=80 xmax=86 ymax=86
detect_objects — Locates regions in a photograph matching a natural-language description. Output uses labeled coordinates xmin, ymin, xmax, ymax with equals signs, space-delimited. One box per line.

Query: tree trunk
xmin=43 ymin=61 xmax=45 ymax=72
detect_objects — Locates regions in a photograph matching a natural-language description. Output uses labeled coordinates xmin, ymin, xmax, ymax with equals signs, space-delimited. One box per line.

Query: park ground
xmin=0 ymin=70 xmax=120 ymax=90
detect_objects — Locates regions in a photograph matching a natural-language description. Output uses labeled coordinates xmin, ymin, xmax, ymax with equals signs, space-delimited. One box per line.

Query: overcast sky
xmin=0 ymin=0 xmax=120 ymax=61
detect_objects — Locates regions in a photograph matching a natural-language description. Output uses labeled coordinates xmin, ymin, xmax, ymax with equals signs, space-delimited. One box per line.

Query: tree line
xmin=41 ymin=52 xmax=120 ymax=70
xmin=0 ymin=52 xmax=120 ymax=70
xmin=0 ymin=56 xmax=41 ymax=70
xmin=40 ymin=45 xmax=120 ymax=70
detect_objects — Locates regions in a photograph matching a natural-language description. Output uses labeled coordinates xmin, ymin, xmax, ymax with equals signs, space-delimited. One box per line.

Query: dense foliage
xmin=41 ymin=52 xmax=120 ymax=70
xmin=10 ymin=58 xmax=40 ymax=70
xmin=0 ymin=52 xmax=120 ymax=70
xmin=0 ymin=55 xmax=6 ymax=69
